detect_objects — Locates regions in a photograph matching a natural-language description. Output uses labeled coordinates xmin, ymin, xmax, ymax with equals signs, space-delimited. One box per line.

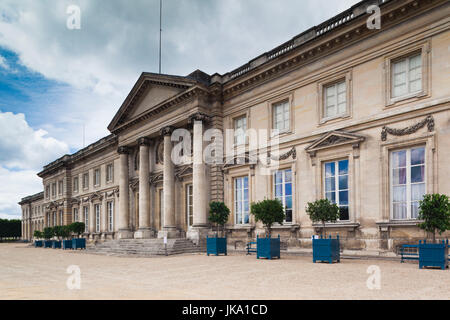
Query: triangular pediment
xmin=305 ymin=130 xmax=365 ymax=154
xmin=108 ymin=73 xmax=199 ymax=132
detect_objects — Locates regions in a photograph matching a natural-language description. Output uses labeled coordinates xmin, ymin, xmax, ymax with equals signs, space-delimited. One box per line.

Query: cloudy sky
xmin=0 ymin=0 xmax=360 ymax=219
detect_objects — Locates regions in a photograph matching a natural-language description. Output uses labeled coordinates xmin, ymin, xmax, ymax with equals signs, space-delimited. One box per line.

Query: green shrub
xmin=418 ymin=194 xmax=450 ymax=243
xmin=208 ymin=202 xmax=230 ymax=237
xmin=33 ymin=230 xmax=43 ymax=239
xmin=250 ymin=199 xmax=285 ymax=237
xmin=69 ymin=222 xmax=85 ymax=238
xmin=306 ymin=199 xmax=340 ymax=237
xmin=43 ymin=227 xmax=54 ymax=240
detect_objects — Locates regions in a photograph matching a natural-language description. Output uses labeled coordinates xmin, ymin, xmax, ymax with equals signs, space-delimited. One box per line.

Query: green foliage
xmin=69 ymin=222 xmax=85 ymax=237
xmin=306 ymin=199 xmax=340 ymax=237
xmin=250 ymin=199 xmax=285 ymax=237
xmin=209 ymin=202 xmax=230 ymax=237
xmin=0 ymin=219 xmax=21 ymax=239
xmin=418 ymin=194 xmax=450 ymax=242
xmin=53 ymin=226 xmax=64 ymax=239
xmin=43 ymin=227 xmax=54 ymax=240
xmin=60 ymin=226 xmax=71 ymax=239
xmin=33 ymin=230 xmax=43 ymax=239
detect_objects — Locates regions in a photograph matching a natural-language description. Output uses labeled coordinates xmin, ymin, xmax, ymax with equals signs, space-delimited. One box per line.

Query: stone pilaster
xmin=117 ymin=146 xmax=133 ymax=239
xmin=135 ymin=137 xmax=154 ymax=239
xmin=101 ymin=194 xmax=107 ymax=239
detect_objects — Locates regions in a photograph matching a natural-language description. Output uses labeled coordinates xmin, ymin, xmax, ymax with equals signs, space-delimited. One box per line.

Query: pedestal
xmin=117 ymin=229 xmax=134 ymax=239
xmin=187 ymin=226 xmax=210 ymax=245
xmin=134 ymin=228 xmax=156 ymax=239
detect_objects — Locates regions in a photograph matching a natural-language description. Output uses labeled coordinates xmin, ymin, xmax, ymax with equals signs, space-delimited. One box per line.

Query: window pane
xmin=285 ymin=170 xmax=292 ymax=182
xmin=411 ymin=148 xmax=425 ymax=165
xmin=392 ymin=151 xmax=406 ymax=168
xmin=411 ymin=202 xmax=420 ymax=219
xmin=243 ymin=177 xmax=248 ymax=189
xmin=411 ymin=183 xmax=425 ymax=201
xmin=411 ymin=166 xmax=424 ymax=183
xmin=285 ymin=196 xmax=292 ymax=209
xmin=325 ymin=162 xmax=335 ymax=177
xmin=325 ymin=178 xmax=335 ymax=192
xmin=393 ymin=168 xmax=407 ymax=185
xmin=326 ymin=192 xmax=335 ymax=203
xmin=339 ymin=191 xmax=348 ymax=206
xmin=285 ymin=209 xmax=292 ymax=223
xmin=393 ymin=203 xmax=407 ymax=220
xmin=339 ymin=206 xmax=349 ymax=221
xmin=275 ymin=184 xmax=283 ymax=196
xmin=338 ymin=160 xmax=348 ymax=175
xmin=393 ymin=186 xmax=406 ymax=202
xmin=285 ymin=183 xmax=292 ymax=196
xmin=275 ymin=171 xmax=282 ymax=184
xmin=339 ymin=175 xmax=348 ymax=190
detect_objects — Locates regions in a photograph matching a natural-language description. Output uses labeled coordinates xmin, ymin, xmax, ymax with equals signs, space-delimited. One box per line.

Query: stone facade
xmin=20 ymin=0 xmax=450 ymax=255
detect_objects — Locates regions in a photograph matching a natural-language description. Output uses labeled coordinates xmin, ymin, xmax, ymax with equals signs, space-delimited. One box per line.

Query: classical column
xmin=187 ymin=113 xmax=211 ymax=244
xmin=135 ymin=137 xmax=153 ymax=239
xmin=101 ymin=194 xmax=107 ymax=239
xmin=158 ymin=126 xmax=179 ymax=239
xmin=117 ymin=146 xmax=133 ymax=239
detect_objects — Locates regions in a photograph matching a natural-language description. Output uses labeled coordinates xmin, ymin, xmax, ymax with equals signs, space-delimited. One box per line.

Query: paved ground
xmin=0 ymin=243 xmax=448 ymax=300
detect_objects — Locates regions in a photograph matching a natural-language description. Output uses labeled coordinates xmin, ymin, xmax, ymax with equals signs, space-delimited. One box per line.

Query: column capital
xmin=160 ymin=126 xmax=175 ymax=137
xmin=137 ymin=137 xmax=151 ymax=146
xmin=188 ymin=112 xmax=211 ymax=125
xmin=117 ymin=146 xmax=131 ymax=155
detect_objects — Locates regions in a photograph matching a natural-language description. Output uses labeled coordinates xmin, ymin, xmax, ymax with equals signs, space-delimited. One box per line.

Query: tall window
xmin=58 ymin=180 xmax=63 ymax=195
xmin=391 ymin=147 xmax=425 ymax=220
xmin=324 ymin=160 xmax=349 ymax=221
xmin=186 ymin=184 xmax=193 ymax=227
xmin=84 ymin=206 xmax=89 ymax=233
xmin=234 ymin=176 xmax=249 ymax=225
xmin=234 ymin=116 xmax=247 ymax=146
xmin=51 ymin=183 xmax=56 ymax=197
xmin=274 ymin=169 xmax=293 ymax=223
xmin=324 ymin=80 xmax=346 ymax=118
xmin=73 ymin=177 xmax=79 ymax=193
xmin=392 ymin=53 xmax=422 ymax=98
xmin=46 ymin=185 xmax=50 ymax=199
xmin=73 ymin=208 xmax=78 ymax=223
xmin=106 ymin=164 xmax=114 ymax=182
xmin=59 ymin=210 xmax=63 ymax=225
xmin=159 ymin=190 xmax=164 ymax=229
xmin=83 ymin=173 xmax=89 ymax=189
xmin=53 ymin=212 xmax=56 ymax=226
xmin=107 ymin=201 xmax=114 ymax=232
xmin=94 ymin=169 xmax=101 ymax=187
xmin=94 ymin=204 xmax=100 ymax=233
xmin=272 ymin=100 xmax=290 ymax=133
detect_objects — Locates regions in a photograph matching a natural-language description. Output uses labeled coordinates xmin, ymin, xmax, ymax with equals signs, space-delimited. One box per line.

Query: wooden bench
xmin=246 ymin=241 xmax=257 ymax=255
xmin=400 ymin=244 xmax=419 ymax=263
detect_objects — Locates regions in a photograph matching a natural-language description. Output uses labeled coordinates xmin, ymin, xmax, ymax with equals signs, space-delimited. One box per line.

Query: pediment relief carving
xmin=306 ymin=130 xmax=365 ymax=157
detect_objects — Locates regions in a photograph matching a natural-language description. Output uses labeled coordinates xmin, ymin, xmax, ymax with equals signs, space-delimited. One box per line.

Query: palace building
xmin=20 ymin=0 xmax=450 ymax=255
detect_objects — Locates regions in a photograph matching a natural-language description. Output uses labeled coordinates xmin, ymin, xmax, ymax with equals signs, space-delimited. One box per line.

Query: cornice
xmin=222 ymin=0 xmax=445 ymax=100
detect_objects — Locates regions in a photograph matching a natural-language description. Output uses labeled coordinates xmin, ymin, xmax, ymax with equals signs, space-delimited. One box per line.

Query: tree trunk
xmin=322 ymin=221 xmax=326 ymax=238
xmin=432 ymin=230 xmax=436 ymax=244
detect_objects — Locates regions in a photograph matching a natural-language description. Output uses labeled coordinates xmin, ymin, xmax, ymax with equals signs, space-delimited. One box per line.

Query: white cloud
xmin=0 ymin=111 xmax=69 ymax=170
xmin=0 ymin=55 xmax=9 ymax=70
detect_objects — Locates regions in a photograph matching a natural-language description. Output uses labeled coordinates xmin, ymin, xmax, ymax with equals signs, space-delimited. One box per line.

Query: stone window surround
xmin=383 ymin=39 xmax=431 ymax=108
xmin=317 ymin=69 xmax=353 ymax=125
xmin=181 ymin=179 xmax=193 ymax=231
xmin=224 ymin=166 xmax=253 ymax=227
xmin=270 ymin=160 xmax=298 ymax=226
xmin=106 ymin=163 xmax=114 ymax=184
xmin=267 ymin=92 xmax=294 ymax=137
xmin=73 ymin=176 xmax=79 ymax=194
xmin=379 ymin=132 xmax=436 ymax=223
xmin=58 ymin=180 xmax=63 ymax=196
xmin=93 ymin=168 xmax=101 ymax=188
xmin=82 ymin=172 xmax=89 ymax=190
xmin=310 ymin=145 xmax=361 ymax=225
xmin=230 ymin=110 xmax=250 ymax=147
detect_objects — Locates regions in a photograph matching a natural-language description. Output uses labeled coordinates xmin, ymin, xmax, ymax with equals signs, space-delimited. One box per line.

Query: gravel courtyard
xmin=0 ymin=243 xmax=448 ymax=300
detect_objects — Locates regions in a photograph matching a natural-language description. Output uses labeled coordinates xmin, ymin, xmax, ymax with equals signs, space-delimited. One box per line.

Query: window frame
xmin=83 ymin=206 xmax=89 ymax=233
xmin=82 ymin=173 xmax=89 ymax=190
xmin=73 ymin=176 xmax=79 ymax=193
xmin=323 ymin=159 xmax=350 ymax=221
xmin=94 ymin=203 xmax=100 ymax=233
xmin=272 ymin=168 xmax=294 ymax=224
xmin=106 ymin=163 xmax=114 ymax=183
xmin=94 ymin=168 xmax=101 ymax=187
xmin=233 ymin=115 xmax=248 ymax=147
xmin=234 ymin=176 xmax=250 ymax=225
xmin=186 ymin=184 xmax=193 ymax=228
xmin=318 ymin=70 xmax=352 ymax=124
xmin=389 ymin=146 xmax=426 ymax=221
xmin=107 ymin=201 xmax=114 ymax=232
xmin=268 ymin=93 xmax=294 ymax=137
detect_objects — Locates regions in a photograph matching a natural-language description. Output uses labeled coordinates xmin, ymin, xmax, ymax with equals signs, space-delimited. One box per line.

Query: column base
xmin=134 ymin=228 xmax=156 ymax=239
xmin=117 ymin=229 xmax=134 ymax=239
xmin=187 ymin=226 xmax=211 ymax=245
xmin=158 ymin=227 xmax=181 ymax=239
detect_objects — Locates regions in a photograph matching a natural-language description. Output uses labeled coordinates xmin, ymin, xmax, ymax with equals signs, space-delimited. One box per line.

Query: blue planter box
xmin=419 ymin=240 xmax=448 ymax=270
xmin=313 ymin=235 xmax=340 ymax=264
xmin=62 ymin=240 xmax=73 ymax=250
xmin=52 ymin=240 xmax=62 ymax=249
xmin=257 ymin=235 xmax=280 ymax=260
xmin=34 ymin=240 xmax=43 ymax=248
xmin=44 ymin=240 xmax=53 ymax=248
xmin=206 ymin=236 xmax=227 ymax=256
xmin=72 ymin=238 xmax=86 ymax=250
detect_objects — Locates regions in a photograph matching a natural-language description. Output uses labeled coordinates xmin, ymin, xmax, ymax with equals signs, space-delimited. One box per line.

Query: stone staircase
xmin=86 ymin=238 xmax=205 ymax=257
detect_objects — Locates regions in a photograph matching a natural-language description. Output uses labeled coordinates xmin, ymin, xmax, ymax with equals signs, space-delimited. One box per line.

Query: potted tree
xmin=33 ymin=230 xmax=43 ymax=247
xmin=61 ymin=226 xmax=73 ymax=250
xmin=250 ymin=199 xmax=285 ymax=260
xmin=43 ymin=227 xmax=54 ymax=248
xmin=306 ymin=199 xmax=341 ymax=264
xmin=206 ymin=201 xmax=230 ymax=256
xmin=52 ymin=226 xmax=63 ymax=249
xmin=70 ymin=222 xmax=86 ymax=250
xmin=417 ymin=194 xmax=450 ymax=270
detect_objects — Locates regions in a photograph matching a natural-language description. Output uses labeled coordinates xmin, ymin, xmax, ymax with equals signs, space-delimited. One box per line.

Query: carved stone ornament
xmin=188 ymin=112 xmax=211 ymax=125
xmin=160 ymin=126 xmax=175 ymax=137
xmin=137 ymin=137 xmax=151 ymax=146
xmin=117 ymin=146 xmax=130 ymax=155
xmin=269 ymin=147 xmax=297 ymax=162
xmin=381 ymin=115 xmax=434 ymax=141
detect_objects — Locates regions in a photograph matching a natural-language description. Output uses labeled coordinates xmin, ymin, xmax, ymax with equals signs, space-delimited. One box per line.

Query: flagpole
xmin=159 ymin=0 xmax=162 ymax=74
